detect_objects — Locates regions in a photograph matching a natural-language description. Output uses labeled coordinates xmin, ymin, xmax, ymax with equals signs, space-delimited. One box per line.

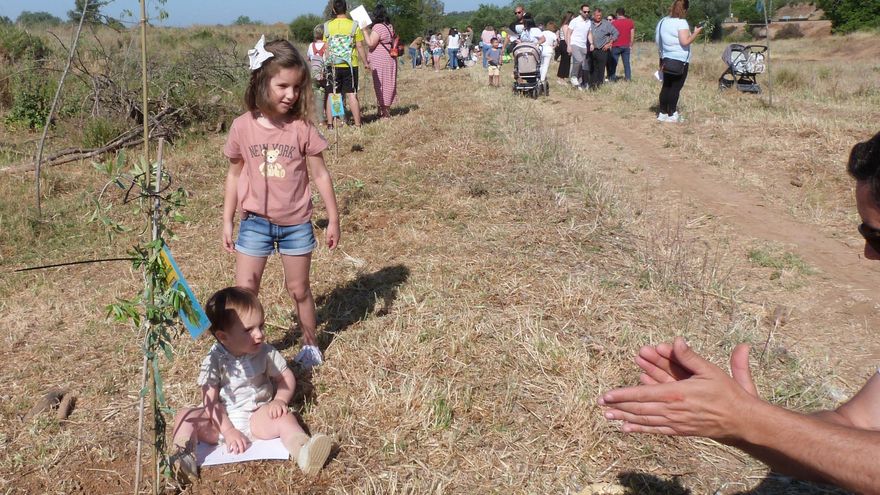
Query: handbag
xmin=661 ymin=57 xmax=687 ymax=76
xmin=657 ymin=17 xmax=689 ymax=76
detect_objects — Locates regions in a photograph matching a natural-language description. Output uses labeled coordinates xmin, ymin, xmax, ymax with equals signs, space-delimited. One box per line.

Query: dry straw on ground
xmin=1 ymin=31 xmax=877 ymax=494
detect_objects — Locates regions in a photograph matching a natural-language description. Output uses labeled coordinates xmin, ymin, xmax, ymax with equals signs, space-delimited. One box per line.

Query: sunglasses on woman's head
xmin=859 ymin=223 xmax=880 ymax=252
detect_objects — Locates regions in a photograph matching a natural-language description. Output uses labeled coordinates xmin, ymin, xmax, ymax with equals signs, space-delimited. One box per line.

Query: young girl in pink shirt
xmin=222 ymin=36 xmax=339 ymax=369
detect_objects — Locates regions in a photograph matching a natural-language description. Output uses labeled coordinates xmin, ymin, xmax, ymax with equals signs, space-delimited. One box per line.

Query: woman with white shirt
xmin=447 ymin=28 xmax=461 ymax=70
xmin=655 ymin=0 xmax=703 ymax=122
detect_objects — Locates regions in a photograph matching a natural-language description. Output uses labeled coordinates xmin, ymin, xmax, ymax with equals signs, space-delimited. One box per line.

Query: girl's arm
xmin=222 ymin=158 xmax=244 ymax=253
xmin=202 ymin=384 xmax=250 ymax=453
xmin=307 ymin=152 xmax=340 ymax=249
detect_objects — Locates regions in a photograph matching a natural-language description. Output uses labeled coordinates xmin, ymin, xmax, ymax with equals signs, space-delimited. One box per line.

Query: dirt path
xmin=544 ymin=88 xmax=880 ymax=380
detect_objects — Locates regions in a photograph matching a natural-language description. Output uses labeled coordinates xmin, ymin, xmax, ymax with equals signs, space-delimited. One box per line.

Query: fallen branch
xmin=0 ymin=108 xmax=180 ymax=175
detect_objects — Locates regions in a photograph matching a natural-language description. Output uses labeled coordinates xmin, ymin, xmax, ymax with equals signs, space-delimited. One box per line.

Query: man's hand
xmin=599 ymin=337 xmax=761 ymax=441
xmin=265 ymin=399 xmax=289 ymax=419
xmin=221 ymin=428 xmax=250 ymax=454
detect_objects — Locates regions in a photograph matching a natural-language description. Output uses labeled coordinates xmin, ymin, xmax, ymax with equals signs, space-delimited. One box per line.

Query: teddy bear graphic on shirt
xmin=258 ymin=148 xmax=285 ymax=178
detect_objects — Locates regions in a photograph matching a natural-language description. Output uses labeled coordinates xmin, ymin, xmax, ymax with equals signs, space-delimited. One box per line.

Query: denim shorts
xmin=235 ymin=213 xmax=316 ymax=257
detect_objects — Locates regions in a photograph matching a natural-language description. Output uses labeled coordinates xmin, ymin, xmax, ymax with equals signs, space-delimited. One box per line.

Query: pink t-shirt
xmin=480 ymin=29 xmax=496 ymax=45
xmin=223 ymin=112 xmax=328 ymax=226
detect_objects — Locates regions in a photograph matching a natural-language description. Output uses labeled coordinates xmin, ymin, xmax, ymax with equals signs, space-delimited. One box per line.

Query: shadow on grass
xmin=733 ymin=474 xmax=851 ymax=495
xmin=616 ymin=471 xmax=848 ymax=495
xmin=360 ymin=104 xmax=419 ymax=125
xmin=617 ymin=472 xmax=691 ymax=494
xmin=315 ymin=264 xmax=410 ymax=350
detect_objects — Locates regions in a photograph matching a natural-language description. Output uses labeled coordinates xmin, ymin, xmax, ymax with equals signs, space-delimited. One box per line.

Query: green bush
xmin=774 ymin=23 xmax=804 ymax=39
xmin=82 ymin=117 xmax=127 ymax=148
xmin=722 ymin=25 xmax=754 ymax=42
xmin=289 ymin=14 xmax=324 ymax=43
xmin=4 ymin=71 xmax=53 ymax=130
xmin=0 ymin=25 xmax=49 ymax=62
xmin=818 ymin=0 xmax=880 ymax=33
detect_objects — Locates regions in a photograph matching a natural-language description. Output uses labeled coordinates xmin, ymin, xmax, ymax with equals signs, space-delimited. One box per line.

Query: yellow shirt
xmin=323 ymin=17 xmax=364 ymax=68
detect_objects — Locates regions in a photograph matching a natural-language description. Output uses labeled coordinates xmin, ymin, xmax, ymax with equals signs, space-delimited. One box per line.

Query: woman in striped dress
xmin=363 ymin=4 xmax=398 ymax=119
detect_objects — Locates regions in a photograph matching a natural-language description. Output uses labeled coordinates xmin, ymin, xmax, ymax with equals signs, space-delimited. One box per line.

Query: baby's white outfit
xmin=197 ymin=342 xmax=288 ymax=440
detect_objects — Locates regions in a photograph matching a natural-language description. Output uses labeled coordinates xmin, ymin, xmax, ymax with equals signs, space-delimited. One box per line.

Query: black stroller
xmin=719 ymin=44 xmax=767 ymax=93
xmin=511 ymin=42 xmax=547 ymax=98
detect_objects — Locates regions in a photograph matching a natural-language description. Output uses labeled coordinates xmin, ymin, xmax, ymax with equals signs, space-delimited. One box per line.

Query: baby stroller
xmin=718 ymin=44 xmax=767 ymax=94
xmin=511 ymin=42 xmax=547 ymax=98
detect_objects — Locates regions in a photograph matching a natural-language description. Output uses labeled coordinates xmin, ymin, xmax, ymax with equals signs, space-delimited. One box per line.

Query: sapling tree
xmin=92 ymin=147 xmax=188 ymax=493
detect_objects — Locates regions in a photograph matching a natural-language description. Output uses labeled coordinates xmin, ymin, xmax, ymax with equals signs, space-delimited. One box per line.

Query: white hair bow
xmin=247 ymin=35 xmax=274 ymax=71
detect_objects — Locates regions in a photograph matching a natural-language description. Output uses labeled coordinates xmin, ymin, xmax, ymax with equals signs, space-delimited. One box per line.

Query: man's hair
xmin=669 ymin=0 xmax=689 ymax=18
xmin=848 ymin=131 xmax=880 ymax=202
xmin=332 ymin=0 xmax=348 ymax=15
xmin=580 ymin=4 xmax=590 ymax=10
xmin=244 ymin=39 xmax=315 ymax=121
xmin=616 ymin=8 xmax=626 ymax=16
xmin=205 ymin=287 xmax=263 ymax=338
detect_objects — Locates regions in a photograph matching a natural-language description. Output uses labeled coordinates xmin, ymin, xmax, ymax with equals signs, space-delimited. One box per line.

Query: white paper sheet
xmin=350 ymin=5 xmax=372 ymax=29
xmin=196 ymin=439 xmax=289 ymax=467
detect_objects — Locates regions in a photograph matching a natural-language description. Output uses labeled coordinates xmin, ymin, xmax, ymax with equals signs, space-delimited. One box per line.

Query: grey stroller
xmin=512 ymin=42 xmax=547 ymax=98
xmin=719 ymin=44 xmax=767 ymax=93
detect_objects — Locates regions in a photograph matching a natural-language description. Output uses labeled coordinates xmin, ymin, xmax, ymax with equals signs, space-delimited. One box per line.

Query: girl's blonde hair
xmin=244 ymin=39 xmax=315 ymax=122
xmin=205 ymin=286 xmax=263 ymax=338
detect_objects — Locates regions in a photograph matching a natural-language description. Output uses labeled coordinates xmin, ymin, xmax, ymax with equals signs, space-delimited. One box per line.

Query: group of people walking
xmin=299 ymin=0 xmax=701 ymax=126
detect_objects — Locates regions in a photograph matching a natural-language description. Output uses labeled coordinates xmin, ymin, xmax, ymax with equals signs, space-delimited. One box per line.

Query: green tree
xmin=16 ymin=11 xmax=63 ymax=26
xmin=0 ymin=16 xmax=10 ymax=25
xmin=289 ymin=14 xmax=324 ymax=42
xmin=233 ymin=15 xmax=262 ymax=25
xmin=67 ymin=0 xmax=114 ymax=25
xmin=818 ymin=0 xmax=880 ymax=33
xmin=468 ymin=4 xmax=507 ymax=33
xmin=357 ymin=0 xmax=445 ymax=41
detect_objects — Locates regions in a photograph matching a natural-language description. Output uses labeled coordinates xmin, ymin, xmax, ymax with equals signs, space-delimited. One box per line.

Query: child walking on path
xmin=222 ymin=37 xmax=339 ymax=369
xmin=171 ymin=287 xmax=332 ymax=481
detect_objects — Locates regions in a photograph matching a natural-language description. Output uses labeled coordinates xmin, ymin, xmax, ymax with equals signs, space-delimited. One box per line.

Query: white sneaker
xmin=657 ymin=113 xmax=669 ymax=122
xmin=294 ymin=345 xmax=323 ymax=369
xmin=667 ymin=112 xmax=683 ymax=123
xmin=297 ymin=433 xmax=332 ymax=475
xmin=570 ymin=77 xmax=580 ymax=86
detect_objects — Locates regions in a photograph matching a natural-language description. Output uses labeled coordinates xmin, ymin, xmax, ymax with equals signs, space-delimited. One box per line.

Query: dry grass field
xmin=0 ymin=27 xmax=878 ymax=494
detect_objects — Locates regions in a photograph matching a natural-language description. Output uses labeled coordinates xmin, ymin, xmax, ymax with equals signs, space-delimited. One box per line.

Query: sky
xmin=0 ymin=1 xmax=508 ymax=27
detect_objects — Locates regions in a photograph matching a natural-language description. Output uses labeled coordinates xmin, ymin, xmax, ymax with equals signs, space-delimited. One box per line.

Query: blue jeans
xmin=611 ymin=46 xmax=631 ymax=81
xmin=447 ymin=48 xmax=459 ymax=69
xmin=408 ymin=47 xmax=420 ymax=68
xmin=480 ymin=42 xmax=490 ymax=68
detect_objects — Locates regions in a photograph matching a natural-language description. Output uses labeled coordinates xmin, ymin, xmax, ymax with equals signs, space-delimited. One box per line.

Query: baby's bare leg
xmin=172 ymin=407 xmax=220 ymax=449
xmin=249 ymin=405 xmax=309 ymax=457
